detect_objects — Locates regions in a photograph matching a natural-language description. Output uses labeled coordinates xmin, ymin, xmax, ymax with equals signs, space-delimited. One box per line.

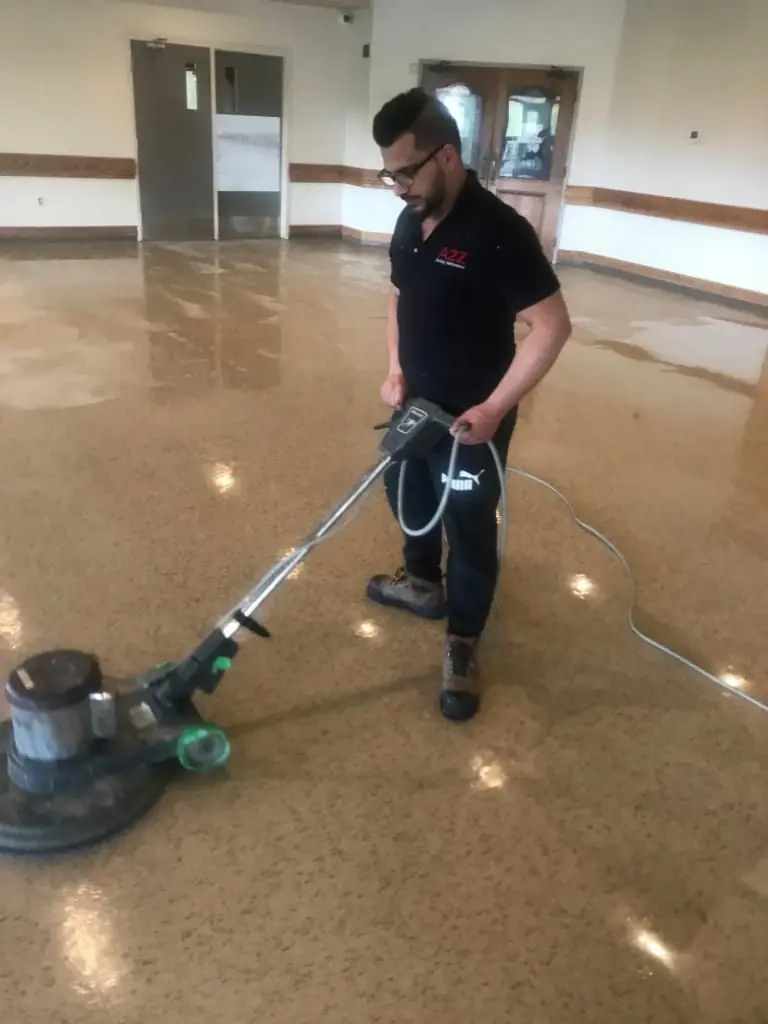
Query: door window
xmin=500 ymin=89 xmax=560 ymax=181
xmin=185 ymin=63 xmax=199 ymax=111
xmin=435 ymin=83 xmax=483 ymax=170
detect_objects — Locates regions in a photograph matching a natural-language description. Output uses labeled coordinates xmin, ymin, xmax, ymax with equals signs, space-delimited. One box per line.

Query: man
xmin=367 ymin=88 xmax=571 ymax=722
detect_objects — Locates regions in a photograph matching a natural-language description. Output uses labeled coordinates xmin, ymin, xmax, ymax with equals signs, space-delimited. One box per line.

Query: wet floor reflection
xmin=0 ymin=241 xmax=286 ymax=410
xmin=563 ymin=266 xmax=768 ymax=396
xmin=55 ymin=882 xmax=126 ymax=1005
xmin=719 ymin=348 xmax=768 ymax=555
xmin=576 ymin=317 xmax=767 ymax=396
xmin=0 ymin=244 xmax=767 ymax=1024
xmin=142 ymin=243 xmax=283 ymax=399
xmin=0 ymin=254 xmax=148 ymax=409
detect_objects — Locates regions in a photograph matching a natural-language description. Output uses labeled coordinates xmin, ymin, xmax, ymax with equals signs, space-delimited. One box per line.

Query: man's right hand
xmin=380 ymin=371 xmax=406 ymax=409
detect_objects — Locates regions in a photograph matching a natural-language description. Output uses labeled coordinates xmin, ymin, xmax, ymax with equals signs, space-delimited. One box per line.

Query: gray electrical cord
xmin=395 ymin=435 xmax=766 ymax=716
xmin=396 ymin=431 xmax=508 ymax=560
xmin=396 ymin=432 xmax=462 ymax=537
xmin=506 ymin=466 xmax=768 ymax=714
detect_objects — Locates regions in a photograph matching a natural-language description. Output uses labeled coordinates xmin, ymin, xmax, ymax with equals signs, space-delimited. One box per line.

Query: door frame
xmin=419 ymin=60 xmax=583 ymax=260
xmin=126 ymin=33 xmax=290 ymax=241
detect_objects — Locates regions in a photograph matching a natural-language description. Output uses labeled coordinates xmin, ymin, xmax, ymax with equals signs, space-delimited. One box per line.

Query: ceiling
xmin=274 ymin=0 xmax=368 ymax=9
xmin=116 ymin=0 xmax=370 ymax=15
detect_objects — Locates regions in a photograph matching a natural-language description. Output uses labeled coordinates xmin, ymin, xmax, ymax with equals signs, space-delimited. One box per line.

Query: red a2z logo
xmin=436 ymin=246 xmax=468 ymax=269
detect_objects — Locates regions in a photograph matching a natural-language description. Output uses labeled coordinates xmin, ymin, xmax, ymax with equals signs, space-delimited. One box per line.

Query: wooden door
xmin=487 ymin=68 xmax=578 ymax=258
xmin=421 ymin=64 xmax=498 ymax=177
xmin=422 ymin=64 xmax=579 ymax=258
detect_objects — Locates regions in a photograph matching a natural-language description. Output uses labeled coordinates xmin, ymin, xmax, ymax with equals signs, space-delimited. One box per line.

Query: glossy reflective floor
xmin=0 ymin=240 xmax=767 ymax=1023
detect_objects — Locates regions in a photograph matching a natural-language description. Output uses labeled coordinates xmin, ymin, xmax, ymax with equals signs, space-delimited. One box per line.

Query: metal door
xmin=214 ymin=51 xmax=284 ymax=238
xmin=487 ymin=68 xmax=579 ymax=259
xmin=131 ymin=41 xmax=215 ymax=241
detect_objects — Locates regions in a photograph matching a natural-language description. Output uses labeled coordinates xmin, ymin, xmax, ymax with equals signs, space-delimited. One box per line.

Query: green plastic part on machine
xmin=176 ymin=726 xmax=232 ymax=772
xmin=212 ymin=656 xmax=233 ymax=674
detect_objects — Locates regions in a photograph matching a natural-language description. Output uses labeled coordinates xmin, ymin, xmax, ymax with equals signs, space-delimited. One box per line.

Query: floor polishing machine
xmin=0 ymin=399 xmax=458 ymax=855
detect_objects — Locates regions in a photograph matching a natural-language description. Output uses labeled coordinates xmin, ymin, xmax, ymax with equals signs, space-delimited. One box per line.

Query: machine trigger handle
xmin=434 ymin=408 xmax=459 ymax=432
xmin=233 ymin=611 xmax=271 ymax=638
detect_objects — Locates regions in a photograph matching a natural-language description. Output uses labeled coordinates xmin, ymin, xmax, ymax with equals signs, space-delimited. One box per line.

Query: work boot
xmin=366 ymin=567 xmax=446 ymax=620
xmin=441 ymin=635 xmax=480 ymax=722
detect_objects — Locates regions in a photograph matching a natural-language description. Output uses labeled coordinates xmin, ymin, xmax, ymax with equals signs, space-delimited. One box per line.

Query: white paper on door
xmin=215 ymin=114 xmax=281 ymax=193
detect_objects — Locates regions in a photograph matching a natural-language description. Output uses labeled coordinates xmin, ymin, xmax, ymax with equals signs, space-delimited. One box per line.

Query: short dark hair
xmin=373 ymin=87 xmax=462 ymax=154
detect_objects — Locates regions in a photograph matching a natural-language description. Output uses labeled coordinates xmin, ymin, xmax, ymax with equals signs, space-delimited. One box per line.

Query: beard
xmin=404 ymin=174 xmax=448 ymax=221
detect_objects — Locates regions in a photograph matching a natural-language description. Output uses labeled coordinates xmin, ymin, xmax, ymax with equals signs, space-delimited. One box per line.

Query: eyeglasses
xmin=377 ymin=145 xmax=445 ymax=188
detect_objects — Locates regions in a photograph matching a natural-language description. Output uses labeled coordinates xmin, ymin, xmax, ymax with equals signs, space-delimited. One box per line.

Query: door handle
xmin=480 ymin=151 xmax=497 ymax=184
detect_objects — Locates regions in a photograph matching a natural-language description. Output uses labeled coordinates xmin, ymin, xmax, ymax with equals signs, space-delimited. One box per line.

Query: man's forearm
xmin=485 ymin=325 xmax=569 ymax=417
xmin=387 ymin=289 xmax=401 ymax=375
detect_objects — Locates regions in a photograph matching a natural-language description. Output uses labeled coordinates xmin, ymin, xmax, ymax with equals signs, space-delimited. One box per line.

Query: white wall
xmin=561 ymin=206 xmax=768 ymax=295
xmin=368 ymin=0 xmax=627 ymax=184
xmin=3 ymin=0 xmax=766 ymax=297
xmin=0 ymin=0 xmax=352 ymax=233
xmin=347 ymin=0 xmax=628 ymax=236
xmin=339 ymin=8 xmax=376 ymax=234
xmin=290 ymin=183 xmax=342 ymax=228
xmin=341 ymin=9 xmax=373 ymax=170
xmin=560 ymin=0 xmax=768 ymax=293
xmin=600 ymin=0 xmax=768 ymax=207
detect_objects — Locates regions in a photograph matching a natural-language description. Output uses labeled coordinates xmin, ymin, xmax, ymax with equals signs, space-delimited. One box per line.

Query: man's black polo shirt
xmin=390 ymin=172 xmax=560 ymax=415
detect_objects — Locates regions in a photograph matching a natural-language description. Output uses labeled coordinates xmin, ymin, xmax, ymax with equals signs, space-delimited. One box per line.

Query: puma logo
xmin=441 ymin=469 xmax=485 ymax=492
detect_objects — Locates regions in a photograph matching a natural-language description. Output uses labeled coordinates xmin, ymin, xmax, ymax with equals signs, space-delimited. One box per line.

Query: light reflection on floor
xmin=0 ymin=242 xmax=766 ymax=1024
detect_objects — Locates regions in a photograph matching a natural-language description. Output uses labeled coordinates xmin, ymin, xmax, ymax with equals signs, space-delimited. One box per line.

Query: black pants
xmin=384 ymin=410 xmax=517 ymax=638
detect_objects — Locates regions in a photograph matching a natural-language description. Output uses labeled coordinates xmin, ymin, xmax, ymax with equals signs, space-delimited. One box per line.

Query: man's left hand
xmin=451 ymin=403 xmax=502 ymax=445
